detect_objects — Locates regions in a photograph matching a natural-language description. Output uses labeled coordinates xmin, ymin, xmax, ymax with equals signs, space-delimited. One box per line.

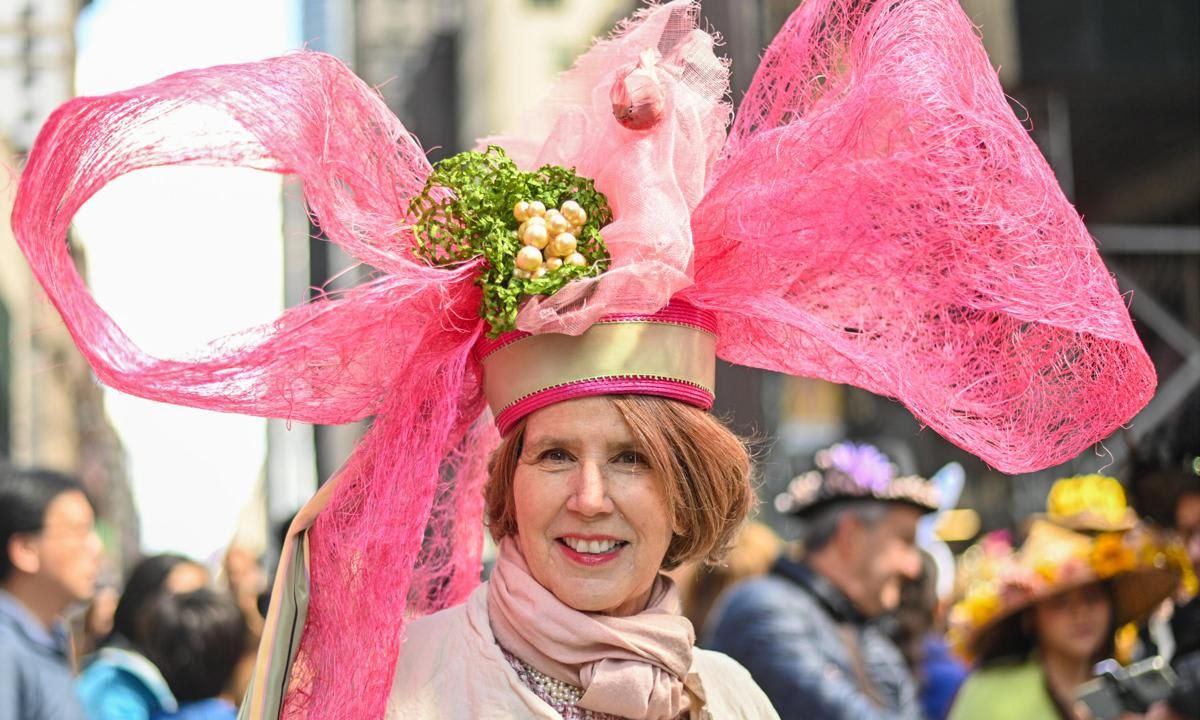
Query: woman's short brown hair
xmin=484 ymin=395 xmax=755 ymax=570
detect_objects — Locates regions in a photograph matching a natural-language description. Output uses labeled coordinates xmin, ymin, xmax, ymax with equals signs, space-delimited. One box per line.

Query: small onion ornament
xmin=548 ymin=232 xmax=577 ymax=258
xmin=513 ymin=201 xmax=531 ymax=222
xmin=560 ymin=200 xmax=587 ymax=227
xmin=515 ymin=245 xmax=544 ymax=272
xmin=546 ymin=211 xmax=571 ymax=236
xmin=521 ymin=221 xmax=550 ymax=249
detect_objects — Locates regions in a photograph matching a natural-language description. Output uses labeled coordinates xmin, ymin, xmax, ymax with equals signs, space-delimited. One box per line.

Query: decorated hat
xmin=1043 ymin=474 xmax=1139 ymax=533
xmin=11 ymin=0 xmax=1158 ymax=717
xmin=948 ymin=519 xmax=1194 ymax=663
xmin=775 ymin=441 xmax=940 ymax=517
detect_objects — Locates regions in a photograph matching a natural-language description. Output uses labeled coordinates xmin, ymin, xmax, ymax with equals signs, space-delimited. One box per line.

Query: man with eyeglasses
xmin=1 ymin=465 xmax=102 ymax=720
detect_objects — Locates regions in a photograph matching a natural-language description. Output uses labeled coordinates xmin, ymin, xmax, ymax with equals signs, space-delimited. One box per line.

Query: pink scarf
xmin=487 ymin=537 xmax=702 ymax=719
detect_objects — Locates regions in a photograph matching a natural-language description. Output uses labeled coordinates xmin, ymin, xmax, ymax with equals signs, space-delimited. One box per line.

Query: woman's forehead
xmin=523 ymin=398 xmax=636 ymax=445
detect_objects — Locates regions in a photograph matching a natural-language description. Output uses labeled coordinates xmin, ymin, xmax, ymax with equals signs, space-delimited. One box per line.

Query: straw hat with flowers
xmin=949 ymin=518 xmax=1193 ymax=663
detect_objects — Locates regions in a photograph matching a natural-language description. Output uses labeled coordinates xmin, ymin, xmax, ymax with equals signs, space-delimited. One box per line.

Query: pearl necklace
xmin=502 ymin=647 xmax=696 ymax=720
xmin=502 ymin=648 xmax=624 ymax=719
xmin=517 ymin=657 xmax=586 ymax=706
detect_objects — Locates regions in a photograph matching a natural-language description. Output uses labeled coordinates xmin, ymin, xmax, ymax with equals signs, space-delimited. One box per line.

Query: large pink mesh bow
xmin=10 ymin=1 xmax=1154 ymax=717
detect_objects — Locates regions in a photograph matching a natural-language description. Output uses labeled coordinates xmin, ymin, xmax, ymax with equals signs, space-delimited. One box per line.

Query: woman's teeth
xmin=562 ymin=538 xmax=624 ymax=554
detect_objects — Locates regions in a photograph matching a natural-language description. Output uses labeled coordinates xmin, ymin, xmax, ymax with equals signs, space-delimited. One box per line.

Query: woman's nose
xmin=567 ymin=463 xmax=613 ymax=516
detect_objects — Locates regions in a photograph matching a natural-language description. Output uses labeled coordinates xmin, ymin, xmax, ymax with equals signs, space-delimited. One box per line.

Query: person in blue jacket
xmin=704 ymin=442 xmax=938 ymax=719
xmin=141 ymin=588 xmax=248 ymax=720
xmin=77 ymin=553 xmax=209 ymax=720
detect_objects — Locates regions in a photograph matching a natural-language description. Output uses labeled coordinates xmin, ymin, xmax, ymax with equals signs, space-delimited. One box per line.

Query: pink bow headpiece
xmin=11 ymin=1 xmax=1154 ymax=718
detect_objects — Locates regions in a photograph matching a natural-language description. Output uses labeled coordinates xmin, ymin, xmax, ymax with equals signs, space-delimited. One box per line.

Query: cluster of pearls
xmin=522 ymin=663 xmax=585 ymax=707
xmin=512 ymin=198 xmax=589 ymax=279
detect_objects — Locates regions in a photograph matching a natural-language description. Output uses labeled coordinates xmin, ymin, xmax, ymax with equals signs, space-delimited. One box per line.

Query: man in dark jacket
xmin=0 ymin=465 xmax=101 ymax=720
xmin=704 ymin=442 xmax=936 ymax=719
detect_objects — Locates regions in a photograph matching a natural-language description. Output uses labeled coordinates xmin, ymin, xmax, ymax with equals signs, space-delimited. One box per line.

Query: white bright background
xmin=73 ymin=0 xmax=300 ymax=561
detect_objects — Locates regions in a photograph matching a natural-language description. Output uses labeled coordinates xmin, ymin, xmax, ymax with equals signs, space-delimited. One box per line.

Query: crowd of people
xmin=693 ymin=448 xmax=1199 ymax=720
xmin=0 ymin=464 xmax=262 ymax=719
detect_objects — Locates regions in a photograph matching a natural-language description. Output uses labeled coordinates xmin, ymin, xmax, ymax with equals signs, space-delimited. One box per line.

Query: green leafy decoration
xmin=410 ymin=146 xmax=612 ymax=337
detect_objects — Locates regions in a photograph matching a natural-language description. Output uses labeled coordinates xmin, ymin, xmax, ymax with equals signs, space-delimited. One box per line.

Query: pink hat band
xmin=477 ymin=300 xmax=717 ymax=435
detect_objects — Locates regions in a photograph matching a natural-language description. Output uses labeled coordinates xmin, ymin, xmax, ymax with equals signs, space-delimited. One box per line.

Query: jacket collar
xmin=771 ymin=555 xmax=867 ymax=625
xmin=0 ymin=588 xmax=70 ymax=657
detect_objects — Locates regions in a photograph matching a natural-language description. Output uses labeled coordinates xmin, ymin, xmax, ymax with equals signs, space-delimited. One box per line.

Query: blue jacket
xmin=703 ymin=557 xmax=924 ymax=720
xmin=154 ymin=698 xmax=236 ymax=720
xmin=919 ymin=633 xmax=968 ymax=720
xmin=0 ymin=590 xmax=86 ymax=720
xmin=76 ymin=647 xmax=178 ymax=720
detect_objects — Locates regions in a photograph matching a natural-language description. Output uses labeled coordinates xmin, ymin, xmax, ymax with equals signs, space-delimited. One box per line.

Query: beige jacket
xmin=387 ymin=583 xmax=779 ymax=720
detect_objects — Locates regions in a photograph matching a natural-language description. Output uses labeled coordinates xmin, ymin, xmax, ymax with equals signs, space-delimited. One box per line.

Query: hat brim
xmin=967 ymin=565 xmax=1179 ymax=660
xmin=1030 ymin=510 xmax=1139 ymax=534
xmin=786 ymin=493 xmax=939 ymax=519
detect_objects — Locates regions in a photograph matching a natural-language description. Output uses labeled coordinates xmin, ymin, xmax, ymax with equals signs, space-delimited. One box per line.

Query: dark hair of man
xmin=138 ymin=588 xmax=248 ymax=703
xmin=106 ymin=553 xmax=201 ymax=648
xmin=0 ymin=463 xmax=88 ymax=583
xmin=799 ymin=500 xmax=889 ymax=554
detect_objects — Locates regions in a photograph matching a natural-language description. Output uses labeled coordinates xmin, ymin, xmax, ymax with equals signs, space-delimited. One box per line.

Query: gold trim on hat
xmin=482 ymin=320 xmax=717 ymax=415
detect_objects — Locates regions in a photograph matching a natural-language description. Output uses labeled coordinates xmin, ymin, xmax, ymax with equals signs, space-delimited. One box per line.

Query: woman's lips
xmin=556 ymin=537 xmax=627 ymax=566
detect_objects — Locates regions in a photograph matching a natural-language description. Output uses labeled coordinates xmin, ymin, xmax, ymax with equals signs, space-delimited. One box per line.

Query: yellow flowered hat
xmin=1043 ymin=474 xmax=1138 ymax=533
xmin=948 ymin=519 xmax=1191 ymax=663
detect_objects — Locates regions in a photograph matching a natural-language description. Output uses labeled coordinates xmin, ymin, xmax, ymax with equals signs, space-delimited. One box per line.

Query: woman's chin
xmin=548 ymin=578 xmax=649 ymax=616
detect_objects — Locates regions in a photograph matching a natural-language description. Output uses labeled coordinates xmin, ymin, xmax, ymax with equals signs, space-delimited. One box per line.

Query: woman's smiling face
xmin=512 ymin=397 xmax=673 ymax=616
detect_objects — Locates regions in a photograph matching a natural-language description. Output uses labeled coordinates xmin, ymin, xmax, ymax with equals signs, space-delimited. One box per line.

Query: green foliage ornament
xmin=410 ymin=146 xmax=612 ymax=337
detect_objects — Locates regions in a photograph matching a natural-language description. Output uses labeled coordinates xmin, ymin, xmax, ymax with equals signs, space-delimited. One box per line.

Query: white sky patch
xmin=73 ymin=0 xmax=298 ymax=561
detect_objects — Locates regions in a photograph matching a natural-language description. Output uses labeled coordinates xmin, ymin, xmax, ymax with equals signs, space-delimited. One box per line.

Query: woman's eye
xmin=540 ymin=449 xmax=571 ymax=463
xmin=614 ymin=451 xmax=647 ymax=466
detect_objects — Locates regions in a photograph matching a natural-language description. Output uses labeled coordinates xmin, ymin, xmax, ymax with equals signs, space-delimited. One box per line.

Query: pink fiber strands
xmin=9 ymin=0 xmax=1160 ymax=717
xmin=688 ymin=0 xmax=1155 ymax=473
xmin=486 ymin=1 xmax=732 ymax=336
xmin=13 ymin=53 xmax=453 ymax=422
xmin=12 ymin=52 xmax=493 ymax=719
xmin=284 ymin=312 xmax=488 ymax=719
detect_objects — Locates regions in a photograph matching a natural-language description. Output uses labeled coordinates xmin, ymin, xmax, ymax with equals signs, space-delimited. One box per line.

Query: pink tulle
xmin=688 ymin=0 xmax=1155 ymax=471
xmin=8 ymin=0 xmax=1156 ymax=718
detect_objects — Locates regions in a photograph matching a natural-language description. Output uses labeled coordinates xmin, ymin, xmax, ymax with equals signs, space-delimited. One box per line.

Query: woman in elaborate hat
xmin=11 ymin=0 xmax=1158 ymax=717
xmin=947 ymin=481 xmax=1193 ymax=720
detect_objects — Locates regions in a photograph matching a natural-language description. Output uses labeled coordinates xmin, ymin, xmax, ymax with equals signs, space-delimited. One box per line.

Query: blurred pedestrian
xmin=1130 ymin=423 xmax=1200 ymax=720
xmin=947 ymin=517 xmax=1186 ymax=720
xmin=72 ymin=585 xmax=119 ymax=660
xmin=77 ymin=553 xmax=209 ymax=720
xmin=220 ymin=544 xmax=266 ymax=710
xmin=704 ymin=442 xmax=939 ymax=718
xmin=106 ymin=554 xmax=209 ymax=650
xmin=140 ymin=588 xmax=247 ymax=720
xmin=0 ymin=465 xmax=102 ymax=720
xmin=887 ymin=551 xmax=968 ymax=720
